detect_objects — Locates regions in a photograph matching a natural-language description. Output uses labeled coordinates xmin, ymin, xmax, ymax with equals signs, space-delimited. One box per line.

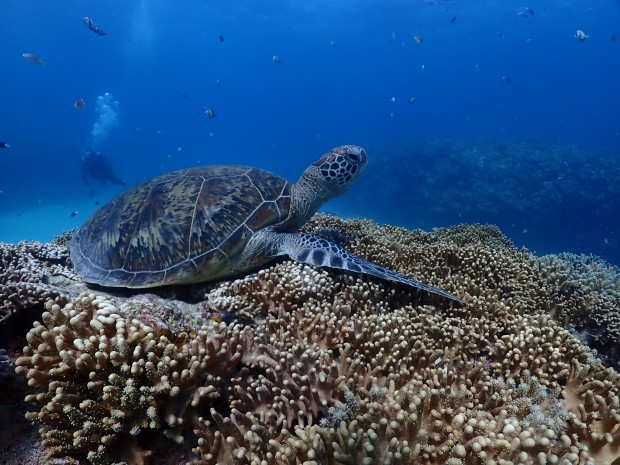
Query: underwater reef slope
xmin=359 ymin=138 xmax=620 ymax=263
xmin=0 ymin=215 xmax=619 ymax=465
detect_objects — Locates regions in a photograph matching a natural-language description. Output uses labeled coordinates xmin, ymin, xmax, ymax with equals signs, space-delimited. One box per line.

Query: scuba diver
xmin=81 ymin=148 xmax=126 ymax=196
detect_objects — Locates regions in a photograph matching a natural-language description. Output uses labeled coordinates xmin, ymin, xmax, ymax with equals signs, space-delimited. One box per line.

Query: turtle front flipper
xmin=278 ymin=233 xmax=464 ymax=303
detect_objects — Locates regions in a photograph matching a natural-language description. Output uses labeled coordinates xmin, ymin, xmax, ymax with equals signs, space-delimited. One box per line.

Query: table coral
xmin=6 ymin=216 xmax=620 ymax=465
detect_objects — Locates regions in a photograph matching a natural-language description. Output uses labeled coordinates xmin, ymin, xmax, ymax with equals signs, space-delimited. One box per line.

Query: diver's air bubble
xmin=90 ymin=92 xmax=119 ymax=149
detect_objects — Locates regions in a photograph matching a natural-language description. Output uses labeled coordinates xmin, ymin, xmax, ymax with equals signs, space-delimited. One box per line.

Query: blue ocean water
xmin=1 ymin=1 xmax=619 ymax=263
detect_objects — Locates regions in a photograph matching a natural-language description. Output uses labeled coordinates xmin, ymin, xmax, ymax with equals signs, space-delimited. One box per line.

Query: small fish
xmin=134 ymin=127 xmax=140 ymax=133
xmin=216 ymin=79 xmax=221 ymax=87
xmin=211 ymin=312 xmax=240 ymax=324
xmin=575 ymin=29 xmax=589 ymax=41
xmin=502 ymin=75 xmax=514 ymax=84
xmin=408 ymin=97 xmax=416 ymax=104
xmin=330 ymin=40 xmax=336 ymax=47
xmin=70 ymin=211 xmax=79 ymax=217
xmin=517 ymin=11 xmax=532 ymax=18
xmin=390 ymin=97 xmax=396 ymax=103
xmin=83 ymin=17 xmax=106 ymax=36
xmin=219 ymin=33 xmax=224 ymax=42
xmin=182 ymin=91 xmax=188 ymax=98
xmin=273 ymin=55 xmax=281 ymax=64
xmin=525 ymin=7 xmax=535 ymax=16
xmin=204 ymin=108 xmax=216 ymax=118
xmin=413 ymin=35 xmax=423 ymax=44
xmin=450 ymin=16 xmax=457 ymax=23
xmin=0 ymin=142 xmax=9 ymax=148
xmin=389 ymin=112 xmax=395 ymax=119
xmin=22 ymin=53 xmax=46 ymax=65
xmin=95 ymin=201 xmax=100 ymax=205
xmin=612 ymin=34 xmax=617 ymax=41
xmin=74 ymin=97 xmax=86 ymax=110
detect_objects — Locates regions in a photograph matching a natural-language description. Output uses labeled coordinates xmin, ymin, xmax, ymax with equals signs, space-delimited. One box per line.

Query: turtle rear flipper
xmin=278 ymin=233 xmax=464 ymax=303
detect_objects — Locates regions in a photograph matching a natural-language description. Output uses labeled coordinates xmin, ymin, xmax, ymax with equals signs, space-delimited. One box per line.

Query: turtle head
xmin=287 ymin=146 xmax=367 ymax=229
xmin=309 ymin=145 xmax=368 ymax=198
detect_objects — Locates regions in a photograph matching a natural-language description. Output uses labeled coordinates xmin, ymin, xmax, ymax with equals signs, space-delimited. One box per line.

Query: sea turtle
xmin=69 ymin=145 xmax=462 ymax=302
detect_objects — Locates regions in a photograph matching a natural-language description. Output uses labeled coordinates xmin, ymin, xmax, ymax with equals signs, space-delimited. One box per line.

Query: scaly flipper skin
xmin=276 ymin=232 xmax=464 ymax=303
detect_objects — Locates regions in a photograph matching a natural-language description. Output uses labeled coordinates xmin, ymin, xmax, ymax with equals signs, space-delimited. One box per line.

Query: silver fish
xmin=575 ymin=29 xmax=589 ymax=41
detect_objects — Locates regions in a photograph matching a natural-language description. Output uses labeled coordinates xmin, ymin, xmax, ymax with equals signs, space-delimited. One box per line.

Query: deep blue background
xmin=1 ymin=1 xmax=619 ymax=263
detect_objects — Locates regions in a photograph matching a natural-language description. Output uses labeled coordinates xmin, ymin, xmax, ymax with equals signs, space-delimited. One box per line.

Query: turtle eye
xmin=347 ymin=152 xmax=360 ymax=162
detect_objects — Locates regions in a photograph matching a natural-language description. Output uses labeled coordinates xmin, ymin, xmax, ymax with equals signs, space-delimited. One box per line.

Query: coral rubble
xmin=3 ymin=216 xmax=620 ymax=464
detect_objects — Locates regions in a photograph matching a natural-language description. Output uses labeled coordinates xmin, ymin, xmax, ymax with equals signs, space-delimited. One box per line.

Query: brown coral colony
xmin=2 ymin=216 xmax=620 ymax=464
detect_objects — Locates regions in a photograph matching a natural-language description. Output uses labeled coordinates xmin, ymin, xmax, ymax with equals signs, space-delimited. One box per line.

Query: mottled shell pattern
xmin=69 ymin=165 xmax=291 ymax=287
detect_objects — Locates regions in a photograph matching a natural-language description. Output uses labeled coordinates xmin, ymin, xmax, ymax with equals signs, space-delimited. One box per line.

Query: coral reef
xmin=536 ymin=252 xmax=620 ymax=370
xmin=363 ymin=139 xmax=619 ymax=218
xmin=4 ymin=216 xmax=620 ymax=464
xmin=0 ymin=239 xmax=75 ymax=325
xmin=357 ymin=138 xmax=620 ymax=264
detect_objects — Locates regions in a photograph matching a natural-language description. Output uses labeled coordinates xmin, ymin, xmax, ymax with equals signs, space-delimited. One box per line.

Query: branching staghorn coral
xmin=536 ymin=252 xmax=620 ymax=369
xmin=7 ymin=216 xmax=620 ymax=465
